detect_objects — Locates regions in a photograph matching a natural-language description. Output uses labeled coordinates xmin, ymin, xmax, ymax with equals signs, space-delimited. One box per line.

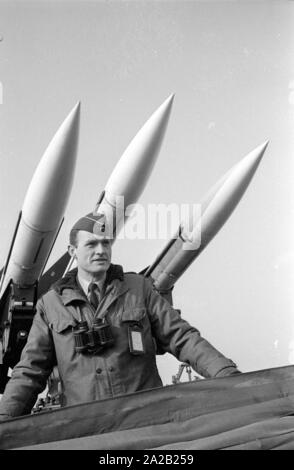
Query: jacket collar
xmin=53 ymin=264 xmax=125 ymax=306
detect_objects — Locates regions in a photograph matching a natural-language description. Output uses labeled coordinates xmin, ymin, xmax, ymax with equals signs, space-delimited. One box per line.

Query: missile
xmin=0 ymin=103 xmax=80 ymax=387
xmin=145 ymin=141 xmax=269 ymax=292
xmin=0 ymin=102 xmax=80 ymax=293
xmin=94 ymin=94 xmax=174 ymax=237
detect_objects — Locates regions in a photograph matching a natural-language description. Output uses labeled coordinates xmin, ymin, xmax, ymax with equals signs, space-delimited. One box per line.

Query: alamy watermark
xmin=93 ymin=196 xmax=202 ymax=251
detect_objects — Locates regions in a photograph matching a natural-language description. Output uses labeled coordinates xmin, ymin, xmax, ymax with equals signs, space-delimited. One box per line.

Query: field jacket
xmin=0 ymin=264 xmax=238 ymax=418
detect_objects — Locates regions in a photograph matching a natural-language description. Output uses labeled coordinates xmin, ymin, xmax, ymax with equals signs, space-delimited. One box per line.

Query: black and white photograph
xmin=0 ymin=0 xmax=293 ymax=452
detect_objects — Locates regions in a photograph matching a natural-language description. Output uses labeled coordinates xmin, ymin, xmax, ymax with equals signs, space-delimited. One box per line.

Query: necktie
xmin=88 ymin=282 xmax=99 ymax=310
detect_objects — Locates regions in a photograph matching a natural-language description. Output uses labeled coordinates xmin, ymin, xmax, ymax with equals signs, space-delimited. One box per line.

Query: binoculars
xmin=73 ymin=319 xmax=114 ymax=354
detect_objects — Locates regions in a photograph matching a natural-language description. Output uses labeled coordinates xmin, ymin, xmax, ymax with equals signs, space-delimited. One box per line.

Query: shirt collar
xmin=77 ymin=273 xmax=105 ymax=297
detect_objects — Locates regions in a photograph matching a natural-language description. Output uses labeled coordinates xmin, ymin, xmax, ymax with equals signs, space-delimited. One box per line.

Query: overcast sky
xmin=0 ymin=0 xmax=294 ymax=385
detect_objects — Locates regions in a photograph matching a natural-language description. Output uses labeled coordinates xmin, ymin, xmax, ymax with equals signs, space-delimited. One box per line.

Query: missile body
xmin=95 ymin=94 xmax=174 ymax=237
xmin=0 ymin=104 xmax=80 ymax=385
xmin=146 ymin=141 xmax=269 ymax=292
xmin=0 ymin=103 xmax=80 ymax=293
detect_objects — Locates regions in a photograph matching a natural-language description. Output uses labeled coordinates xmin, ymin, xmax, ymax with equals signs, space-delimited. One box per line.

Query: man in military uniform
xmin=0 ymin=212 xmax=240 ymax=420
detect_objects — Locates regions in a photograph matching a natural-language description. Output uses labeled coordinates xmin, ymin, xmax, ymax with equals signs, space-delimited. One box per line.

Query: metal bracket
xmin=1 ymin=282 xmax=37 ymax=368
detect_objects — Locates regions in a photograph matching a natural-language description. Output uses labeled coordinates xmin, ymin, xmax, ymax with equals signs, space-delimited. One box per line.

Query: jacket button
xmin=96 ymin=368 xmax=102 ymax=374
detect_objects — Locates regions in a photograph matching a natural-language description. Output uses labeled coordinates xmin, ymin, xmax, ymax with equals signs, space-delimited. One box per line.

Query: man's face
xmin=68 ymin=230 xmax=112 ymax=277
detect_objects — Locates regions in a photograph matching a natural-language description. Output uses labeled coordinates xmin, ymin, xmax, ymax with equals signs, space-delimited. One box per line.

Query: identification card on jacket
xmin=128 ymin=325 xmax=145 ymax=355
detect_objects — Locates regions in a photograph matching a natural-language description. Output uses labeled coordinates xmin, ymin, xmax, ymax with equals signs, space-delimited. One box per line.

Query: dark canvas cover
xmin=0 ymin=365 xmax=294 ymax=450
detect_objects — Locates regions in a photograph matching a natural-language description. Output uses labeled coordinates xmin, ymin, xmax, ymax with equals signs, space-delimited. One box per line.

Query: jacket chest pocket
xmin=120 ymin=307 xmax=154 ymax=355
xmin=49 ymin=317 xmax=76 ymax=335
xmin=121 ymin=307 xmax=146 ymax=326
xmin=49 ymin=303 xmax=81 ymax=335
xmin=48 ymin=316 xmax=79 ymax=365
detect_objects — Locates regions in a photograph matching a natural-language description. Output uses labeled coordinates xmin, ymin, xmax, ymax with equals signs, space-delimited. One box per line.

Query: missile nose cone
xmin=161 ymin=93 xmax=175 ymax=111
xmin=22 ymin=102 xmax=81 ymax=230
xmin=252 ymin=140 xmax=269 ymax=166
xmin=260 ymin=140 xmax=269 ymax=151
xmin=196 ymin=140 xmax=270 ymax=245
xmin=57 ymin=101 xmax=81 ymax=145
xmin=66 ymin=101 xmax=81 ymax=130
xmin=244 ymin=139 xmax=269 ymax=166
xmin=72 ymin=101 xmax=81 ymax=112
xmin=232 ymin=140 xmax=269 ymax=188
xmin=104 ymin=94 xmax=175 ymax=205
xmin=152 ymin=93 xmax=175 ymax=131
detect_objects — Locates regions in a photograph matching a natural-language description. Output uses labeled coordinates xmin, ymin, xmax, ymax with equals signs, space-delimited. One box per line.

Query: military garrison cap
xmin=70 ymin=212 xmax=113 ymax=238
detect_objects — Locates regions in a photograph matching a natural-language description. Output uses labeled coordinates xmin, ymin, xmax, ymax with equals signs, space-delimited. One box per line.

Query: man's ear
xmin=68 ymin=245 xmax=76 ymax=258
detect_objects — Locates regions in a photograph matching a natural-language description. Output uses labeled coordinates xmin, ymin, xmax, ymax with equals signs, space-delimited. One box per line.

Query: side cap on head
xmin=70 ymin=212 xmax=113 ymax=238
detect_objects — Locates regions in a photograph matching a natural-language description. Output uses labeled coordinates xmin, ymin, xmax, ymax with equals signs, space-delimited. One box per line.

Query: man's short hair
xmin=69 ymin=229 xmax=79 ymax=247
